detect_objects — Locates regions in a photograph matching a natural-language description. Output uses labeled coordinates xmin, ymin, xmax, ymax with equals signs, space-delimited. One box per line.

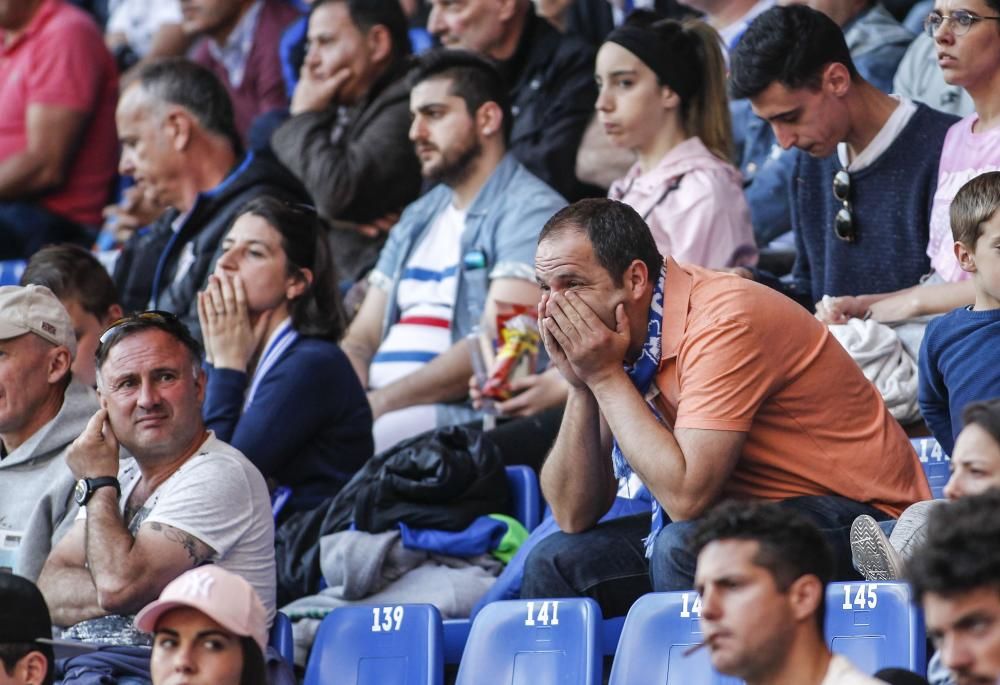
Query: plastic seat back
xmin=825 ymin=582 xmax=926 ymax=676
xmin=910 ymin=437 xmax=950 ymax=499
xmin=505 ymin=466 xmax=542 ymax=531
xmin=269 ymin=611 xmax=294 ymax=667
xmin=304 ymin=604 xmax=444 ymax=685
xmin=609 ymin=592 xmax=741 ymax=685
xmin=455 ymin=598 xmax=602 ymax=685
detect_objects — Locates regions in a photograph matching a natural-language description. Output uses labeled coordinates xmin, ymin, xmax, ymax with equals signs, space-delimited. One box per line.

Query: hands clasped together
xmin=538 ymin=290 xmax=630 ymax=390
xmin=197 ymin=273 xmax=272 ymax=372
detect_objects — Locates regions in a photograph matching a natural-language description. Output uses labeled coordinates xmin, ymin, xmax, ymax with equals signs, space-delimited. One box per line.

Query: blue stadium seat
xmin=271 ymin=485 xmax=293 ymax=519
xmin=825 ymin=582 xmax=926 ymax=676
xmin=269 ymin=611 xmax=294 ymax=667
xmin=304 ymin=604 xmax=444 ymax=685
xmin=608 ymin=592 xmax=740 ymax=685
xmin=0 ymin=260 xmax=26 ymax=286
xmin=505 ymin=466 xmax=542 ymax=531
xmin=910 ymin=437 xmax=950 ymax=499
xmin=455 ymin=598 xmax=602 ymax=685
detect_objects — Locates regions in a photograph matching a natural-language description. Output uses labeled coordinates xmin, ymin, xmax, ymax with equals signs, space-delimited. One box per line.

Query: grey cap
xmin=0 ymin=285 xmax=76 ymax=358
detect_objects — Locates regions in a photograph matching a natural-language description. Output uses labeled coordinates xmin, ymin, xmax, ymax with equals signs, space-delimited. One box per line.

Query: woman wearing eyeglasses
xmin=197 ymin=196 xmax=373 ymax=513
xmin=596 ymin=12 xmax=756 ymax=269
xmin=818 ymin=0 xmax=1000 ymax=325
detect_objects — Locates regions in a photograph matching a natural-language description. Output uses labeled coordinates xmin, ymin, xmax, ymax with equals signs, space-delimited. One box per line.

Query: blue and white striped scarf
xmin=611 ymin=264 xmax=666 ymax=557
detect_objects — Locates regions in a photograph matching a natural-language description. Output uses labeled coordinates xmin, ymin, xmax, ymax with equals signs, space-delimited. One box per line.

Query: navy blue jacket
xmin=203 ymin=336 xmax=373 ymax=507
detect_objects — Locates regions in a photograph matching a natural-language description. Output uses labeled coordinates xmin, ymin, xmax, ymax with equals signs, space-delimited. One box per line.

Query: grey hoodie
xmin=0 ymin=381 xmax=98 ymax=579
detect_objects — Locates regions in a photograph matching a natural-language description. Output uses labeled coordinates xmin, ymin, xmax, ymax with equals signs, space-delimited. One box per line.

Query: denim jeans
xmin=520 ymin=495 xmax=892 ymax=618
xmin=0 ymin=201 xmax=93 ymax=260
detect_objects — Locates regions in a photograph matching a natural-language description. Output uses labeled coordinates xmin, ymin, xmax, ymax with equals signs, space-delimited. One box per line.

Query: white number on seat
xmin=370 ymin=605 xmax=405 ymax=632
xmin=679 ymin=593 xmax=702 ymax=618
xmin=841 ymin=584 xmax=878 ymax=610
xmin=525 ymin=601 xmax=560 ymax=626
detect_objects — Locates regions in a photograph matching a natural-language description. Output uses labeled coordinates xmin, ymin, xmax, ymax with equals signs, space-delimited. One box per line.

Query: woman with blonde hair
xmin=597 ymin=12 xmax=756 ymax=267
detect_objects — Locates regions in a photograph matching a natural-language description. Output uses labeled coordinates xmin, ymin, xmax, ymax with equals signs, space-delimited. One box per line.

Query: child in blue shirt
xmin=919 ymin=172 xmax=1000 ymax=455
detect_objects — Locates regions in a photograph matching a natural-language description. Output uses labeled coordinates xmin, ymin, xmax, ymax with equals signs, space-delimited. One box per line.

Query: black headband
xmin=605 ymin=24 xmax=699 ymax=101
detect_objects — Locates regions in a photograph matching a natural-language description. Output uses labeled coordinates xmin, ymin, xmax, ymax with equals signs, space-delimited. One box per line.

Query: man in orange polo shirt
xmin=521 ymin=198 xmax=929 ymax=616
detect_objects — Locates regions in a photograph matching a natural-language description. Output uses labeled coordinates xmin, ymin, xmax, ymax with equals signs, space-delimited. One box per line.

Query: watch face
xmin=74 ymin=479 xmax=88 ymax=505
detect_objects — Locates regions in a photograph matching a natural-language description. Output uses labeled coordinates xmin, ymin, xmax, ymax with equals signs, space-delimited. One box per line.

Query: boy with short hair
xmin=21 ymin=245 xmax=123 ymax=388
xmin=919 ymin=172 xmax=1000 ymax=455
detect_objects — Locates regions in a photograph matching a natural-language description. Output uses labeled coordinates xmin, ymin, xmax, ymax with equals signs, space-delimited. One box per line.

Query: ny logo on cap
xmin=179 ymin=570 xmax=216 ymax=598
xmin=42 ymin=322 xmax=57 ymax=335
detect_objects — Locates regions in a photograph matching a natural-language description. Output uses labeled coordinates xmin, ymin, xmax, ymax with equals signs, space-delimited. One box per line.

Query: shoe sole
xmin=850 ymin=515 xmax=901 ymax=581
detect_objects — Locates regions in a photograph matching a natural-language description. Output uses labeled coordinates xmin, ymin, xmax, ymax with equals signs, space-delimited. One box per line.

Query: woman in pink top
xmin=818 ymin=0 xmax=1000 ymax=324
xmin=597 ymin=13 xmax=756 ymax=268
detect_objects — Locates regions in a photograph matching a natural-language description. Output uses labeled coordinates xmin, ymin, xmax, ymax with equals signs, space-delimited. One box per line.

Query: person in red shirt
xmin=0 ymin=0 xmax=118 ymax=260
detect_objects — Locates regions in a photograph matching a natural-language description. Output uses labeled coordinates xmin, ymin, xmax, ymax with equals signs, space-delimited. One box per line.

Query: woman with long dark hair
xmin=198 ymin=196 xmax=373 ymax=511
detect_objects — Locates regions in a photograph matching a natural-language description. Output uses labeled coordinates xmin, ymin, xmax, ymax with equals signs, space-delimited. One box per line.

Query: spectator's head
xmin=117 ymin=58 xmax=241 ymax=213
xmin=776 ymin=0 xmax=871 ymax=27
xmin=0 ymin=574 xmax=55 ymax=685
xmin=407 ymin=49 xmax=510 ymax=187
xmin=926 ymin=0 xmax=1000 ymax=92
xmin=179 ymin=0 xmax=255 ymax=44
xmin=136 ymin=566 xmax=267 ymax=685
xmin=689 ymin=501 xmax=834 ymax=681
xmin=907 ymin=490 xmax=1000 ymax=685
xmin=427 ymin=0 xmax=530 ymax=59
xmin=0 ymin=0 xmax=43 ymax=31
xmin=214 ymin=196 xmax=347 ymax=340
xmin=304 ymin=0 xmax=411 ymax=106
xmin=0 ymin=285 xmax=75 ymax=454
xmin=21 ymin=246 xmax=123 ymax=388
xmin=729 ymin=5 xmax=859 ymax=158
xmin=536 ymin=199 xmax=662 ymax=361
xmin=598 ymin=15 xmax=733 ymax=163
xmin=95 ymin=311 xmax=206 ymax=464
xmin=944 ymin=398 xmax=1000 ymax=500
xmin=951 ymin=172 xmax=1000 ymax=308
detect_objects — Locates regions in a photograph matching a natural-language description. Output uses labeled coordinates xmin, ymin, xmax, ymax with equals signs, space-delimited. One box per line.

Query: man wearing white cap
xmin=0 ymin=284 xmax=99 ymax=580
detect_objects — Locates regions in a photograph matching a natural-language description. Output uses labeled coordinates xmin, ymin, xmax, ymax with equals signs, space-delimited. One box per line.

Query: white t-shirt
xmin=107 ymin=0 xmax=182 ymax=57
xmin=369 ymin=202 xmax=466 ymax=452
xmin=837 ymin=97 xmax=918 ymax=172
xmin=70 ymin=433 xmax=276 ymax=643
xmin=820 ymin=655 xmax=886 ymax=685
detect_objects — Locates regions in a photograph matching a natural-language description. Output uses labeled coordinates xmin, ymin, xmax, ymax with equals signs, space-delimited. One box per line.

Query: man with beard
xmin=341 ymin=49 xmax=566 ymax=452
xmin=908 ymin=490 xmax=1000 ymax=685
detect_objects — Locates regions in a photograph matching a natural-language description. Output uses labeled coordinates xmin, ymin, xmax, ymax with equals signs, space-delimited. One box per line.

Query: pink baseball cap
xmin=134 ymin=566 xmax=268 ymax=653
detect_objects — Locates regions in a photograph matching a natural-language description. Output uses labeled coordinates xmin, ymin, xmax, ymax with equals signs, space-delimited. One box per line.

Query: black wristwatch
xmin=74 ymin=477 xmax=121 ymax=506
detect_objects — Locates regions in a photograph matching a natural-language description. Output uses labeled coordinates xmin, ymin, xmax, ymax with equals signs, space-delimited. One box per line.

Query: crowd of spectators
xmin=2 ymin=0 xmax=1000 ymax=683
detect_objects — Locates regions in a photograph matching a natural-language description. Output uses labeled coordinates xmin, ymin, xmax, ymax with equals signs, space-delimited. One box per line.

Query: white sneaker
xmin=850 ymin=514 xmax=904 ymax=581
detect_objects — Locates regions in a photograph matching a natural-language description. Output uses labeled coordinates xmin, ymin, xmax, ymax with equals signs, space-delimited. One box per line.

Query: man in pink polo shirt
xmin=0 ymin=0 xmax=118 ymax=260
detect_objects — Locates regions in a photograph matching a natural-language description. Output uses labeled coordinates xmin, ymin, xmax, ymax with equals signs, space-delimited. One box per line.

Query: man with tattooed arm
xmin=37 ymin=311 xmax=275 ymax=648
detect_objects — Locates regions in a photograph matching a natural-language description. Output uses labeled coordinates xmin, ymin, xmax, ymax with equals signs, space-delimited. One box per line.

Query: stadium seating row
xmin=293 ymin=582 xmax=925 ymax=684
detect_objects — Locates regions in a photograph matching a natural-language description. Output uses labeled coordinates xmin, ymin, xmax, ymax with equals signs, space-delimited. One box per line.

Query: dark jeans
xmin=520 ymin=495 xmax=891 ymax=618
xmin=0 ymin=201 xmax=93 ymax=260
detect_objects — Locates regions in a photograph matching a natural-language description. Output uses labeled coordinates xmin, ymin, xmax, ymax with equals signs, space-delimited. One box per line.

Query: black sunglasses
xmin=98 ymin=310 xmax=184 ymax=346
xmin=832 ymin=169 xmax=856 ymax=243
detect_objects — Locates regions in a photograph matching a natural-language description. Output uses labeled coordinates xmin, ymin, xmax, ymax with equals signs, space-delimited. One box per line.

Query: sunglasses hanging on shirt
xmin=832 ymin=169 xmax=856 ymax=243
